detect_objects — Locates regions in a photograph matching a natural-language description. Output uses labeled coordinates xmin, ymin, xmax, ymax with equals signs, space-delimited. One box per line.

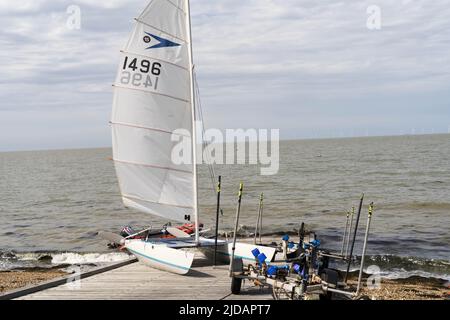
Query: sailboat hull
xmin=199 ymin=242 xmax=277 ymax=265
xmin=125 ymin=240 xmax=194 ymax=275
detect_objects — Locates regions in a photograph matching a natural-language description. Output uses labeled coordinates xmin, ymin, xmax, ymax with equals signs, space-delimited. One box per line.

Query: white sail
xmin=111 ymin=0 xmax=197 ymax=224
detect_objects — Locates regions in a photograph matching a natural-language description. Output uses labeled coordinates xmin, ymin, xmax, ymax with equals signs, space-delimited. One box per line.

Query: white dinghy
xmin=108 ymin=0 xmax=276 ymax=275
xmin=125 ymin=239 xmax=195 ymax=275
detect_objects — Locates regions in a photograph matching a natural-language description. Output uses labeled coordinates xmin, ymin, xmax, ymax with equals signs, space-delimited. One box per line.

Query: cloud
xmin=0 ymin=0 xmax=449 ymax=151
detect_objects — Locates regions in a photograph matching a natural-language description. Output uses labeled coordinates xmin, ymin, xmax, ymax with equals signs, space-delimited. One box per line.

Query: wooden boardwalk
xmin=16 ymin=254 xmax=273 ymax=300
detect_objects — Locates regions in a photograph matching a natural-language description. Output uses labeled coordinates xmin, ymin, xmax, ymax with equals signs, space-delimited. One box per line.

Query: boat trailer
xmin=229 ymin=194 xmax=375 ymax=300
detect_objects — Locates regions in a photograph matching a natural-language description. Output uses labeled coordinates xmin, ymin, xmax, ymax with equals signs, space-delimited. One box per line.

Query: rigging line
xmin=193 ymin=75 xmax=212 ymax=184
xmin=193 ymin=75 xmax=208 ymax=149
xmin=194 ymin=71 xmax=217 ymax=194
xmin=201 ymin=115 xmax=217 ymax=184
xmin=194 ymin=73 xmax=212 ymax=156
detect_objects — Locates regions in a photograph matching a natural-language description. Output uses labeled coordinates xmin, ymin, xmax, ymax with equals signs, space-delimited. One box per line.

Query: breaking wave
xmin=51 ymin=252 xmax=131 ymax=265
xmin=0 ymin=250 xmax=131 ymax=271
xmin=331 ymin=254 xmax=450 ymax=281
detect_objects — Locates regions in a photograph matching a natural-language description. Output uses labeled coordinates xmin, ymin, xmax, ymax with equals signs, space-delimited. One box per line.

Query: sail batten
xmin=122 ymin=195 xmax=194 ymax=209
xmin=112 ymin=84 xmax=190 ymax=103
xmin=113 ymin=159 xmax=193 ymax=174
xmin=111 ymin=122 xmax=191 ymax=137
xmin=137 ymin=0 xmax=188 ymax=41
xmin=112 ymin=0 xmax=196 ymax=224
xmin=120 ymin=49 xmax=189 ymax=71
xmin=165 ymin=0 xmax=187 ymax=15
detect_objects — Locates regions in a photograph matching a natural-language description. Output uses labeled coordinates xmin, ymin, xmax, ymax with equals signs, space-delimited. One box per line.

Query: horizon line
xmin=1 ymin=132 xmax=449 ymax=154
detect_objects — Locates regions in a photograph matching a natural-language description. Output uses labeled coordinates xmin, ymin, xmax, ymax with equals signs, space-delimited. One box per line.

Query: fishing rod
xmin=345 ymin=194 xmax=364 ymax=283
xmin=259 ymin=193 xmax=263 ymax=244
xmin=299 ymin=222 xmax=305 ymax=248
xmin=213 ymin=176 xmax=222 ymax=267
xmin=345 ymin=206 xmax=355 ymax=258
xmin=357 ymin=202 xmax=374 ymax=295
xmin=229 ymin=182 xmax=244 ymax=277
xmin=340 ymin=210 xmax=350 ymax=256
xmin=253 ymin=193 xmax=264 ymax=245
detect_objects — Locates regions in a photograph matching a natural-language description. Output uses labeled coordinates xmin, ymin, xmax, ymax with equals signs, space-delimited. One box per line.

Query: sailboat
xmin=107 ymin=0 xmax=276 ymax=275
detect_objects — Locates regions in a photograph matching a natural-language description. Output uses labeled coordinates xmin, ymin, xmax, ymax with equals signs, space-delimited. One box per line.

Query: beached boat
xmin=104 ymin=0 xmax=276 ymax=275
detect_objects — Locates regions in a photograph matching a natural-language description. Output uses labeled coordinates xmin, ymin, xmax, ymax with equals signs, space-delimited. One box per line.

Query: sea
xmin=0 ymin=134 xmax=449 ymax=281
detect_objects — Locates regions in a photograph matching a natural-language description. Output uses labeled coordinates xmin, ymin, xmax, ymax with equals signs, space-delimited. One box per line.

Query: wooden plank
xmin=11 ymin=239 xmax=291 ymax=301
xmin=14 ymin=254 xmax=273 ymax=300
xmin=0 ymin=258 xmax=137 ymax=300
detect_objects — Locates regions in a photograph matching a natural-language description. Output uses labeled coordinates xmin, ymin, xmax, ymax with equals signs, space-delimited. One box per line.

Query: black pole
xmin=345 ymin=193 xmax=364 ymax=283
xmin=253 ymin=194 xmax=261 ymax=245
xmin=299 ymin=222 xmax=305 ymax=248
xmin=229 ymin=182 xmax=244 ymax=277
xmin=259 ymin=193 xmax=263 ymax=244
xmin=213 ymin=176 xmax=222 ymax=266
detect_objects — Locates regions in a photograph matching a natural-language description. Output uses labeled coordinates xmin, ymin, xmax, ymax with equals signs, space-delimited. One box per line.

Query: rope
xmin=193 ymin=70 xmax=217 ymax=195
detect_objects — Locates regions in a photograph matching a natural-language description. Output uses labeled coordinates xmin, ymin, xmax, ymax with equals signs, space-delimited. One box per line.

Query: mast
xmin=186 ymin=0 xmax=199 ymax=244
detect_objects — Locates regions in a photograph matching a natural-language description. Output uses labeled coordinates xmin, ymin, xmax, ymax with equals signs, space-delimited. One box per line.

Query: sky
xmin=0 ymin=0 xmax=449 ymax=152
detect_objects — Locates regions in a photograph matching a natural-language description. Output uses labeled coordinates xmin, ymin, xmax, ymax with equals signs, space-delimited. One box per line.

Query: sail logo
xmin=144 ymin=32 xmax=180 ymax=49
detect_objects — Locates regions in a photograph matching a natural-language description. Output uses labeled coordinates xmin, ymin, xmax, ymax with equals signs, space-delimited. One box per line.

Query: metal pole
xmin=185 ymin=0 xmax=199 ymax=244
xmin=229 ymin=183 xmax=244 ymax=277
xmin=299 ymin=222 xmax=305 ymax=248
xmin=345 ymin=194 xmax=364 ymax=283
xmin=340 ymin=211 xmax=350 ymax=256
xmin=345 ymin=206 xmax=355 ymax=258
xmin=253 ymin=193 xmax=262 ymax=245
xmin=259 ymin=193 xmax=263 ymax=244
xmin=356 ymin=202 xmax=374 ymax=295
xmin=213 ymin=176 xmax=222 ymax=266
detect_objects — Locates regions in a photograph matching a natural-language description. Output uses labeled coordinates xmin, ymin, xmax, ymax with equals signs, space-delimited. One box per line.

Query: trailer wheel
xmin=320 ymin=269 xmax=339 ymax=287
xmin=231 ymin=277 xmax=242 ymax=294
xmin=319 ymin=293 xmax=333 ymax=300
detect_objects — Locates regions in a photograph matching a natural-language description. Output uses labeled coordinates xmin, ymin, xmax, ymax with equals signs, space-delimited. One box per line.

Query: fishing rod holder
xmin=230 ymin=198 xmax=376 ymax=300
xmin=226 ymin=190 xmax=375 ymax=300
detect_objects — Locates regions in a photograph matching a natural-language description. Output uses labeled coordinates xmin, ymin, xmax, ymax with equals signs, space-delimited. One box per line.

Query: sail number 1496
xmin=123 ymin=56 xmax=161 ymax=75
xmin=120 ymin=56 xmax=161 ymax=90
